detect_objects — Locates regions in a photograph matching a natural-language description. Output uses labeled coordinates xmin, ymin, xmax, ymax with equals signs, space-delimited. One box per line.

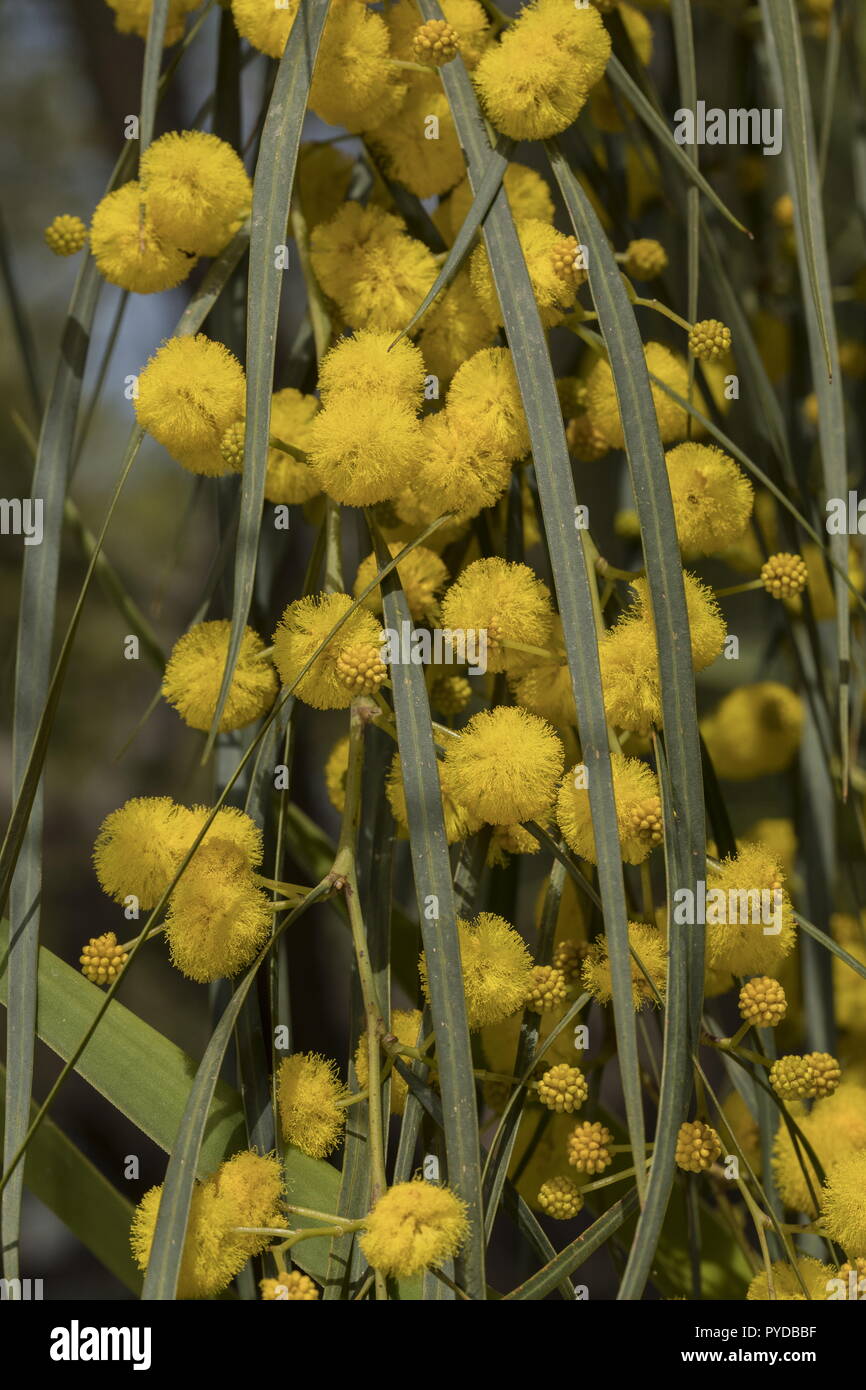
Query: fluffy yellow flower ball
xmin=701 ymin=682 xmax=804 ymax=780
xmin=443 ymin=706 xmax=564 ymax=825
xmin=439 ymin=557 xmax=554 ymax=675
xmin=162 ymin=621 xmax=277 ymax=732
xmin=276 ymin=1052 xmax=347 ymax=1159
xmin=420 ymin=912 xmax=533 ymax=1030
xmin=360 ymin=1181 xmax=469 ymax=1278
xmin=746 ymin=1256 xmax=834 ymax=1302
xmin=310 ymin=4 xmax=405 ymax=134
xmin=164 ymin=839 xmax=271 ymax=982
xmin=556 ymin=751 xmax=662 ymax=866
xmin=441 ymin=165 xmax=554 ymax=245
xmin=584 ymin=341 xmax=703 ymax=453
xmin=310 ymin=202 xmax=437 ymax=334
xmin=386 ymin=753 xmax=482 ymax=844
xmin=135 ymin=334 xmax=245 ymax=476
xmin=665 ymin=441 xmax=754 ymax=556
xmin=90 ymin=182 xmax=194 ymax=295
xmin=417 ymin=267 xmax=497 ymax=381
xmin=354 ymin=542 xmax=448 ymax=623
xmin=772 ymin=1082 xmax=866 ymax=1213
xmin=367 ymin=86 xmax=465 ymax=199
xmin=230 ymin=0 xmax=299 ymax=57
xmin=821 ymin=1150 xmax=866 ymax=1254
xmin=317 ymin=331 xmax=427 ymax=406
xmin=471 ymin=217 xmax=582 ymax=329
xmin=703 ymin=842 xmax=796 ymax=981
xmin=446 ymin=347 xmax=531 ymax=461
xmin=307 ymin=390 xmax=422 ymax=506
xmin=107 ymin=0 xmax=200 ymax=46
xmin=93 ymin=796 xmax=198 ymax=908
xmin=272 ymin=592 xmax=383 ymax=710
xmin=582 ymin=921 xmax=667 ymax=1009
xmin=130 ymin=1151 xmax=284 ymax=1299
xmin=140 ymin=130 xmax=251 ymax=257
xmin=264 ymin=388 xmax=320 ymax=504
xmin=399 ymin=412 xmax=511 ymax=521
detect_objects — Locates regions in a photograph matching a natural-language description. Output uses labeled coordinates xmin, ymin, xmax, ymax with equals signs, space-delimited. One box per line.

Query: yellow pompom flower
xmin=264 ymin=388 xmax=321 ymax=504
xmin=537 ymin=1064 xmax=588 ymax=1114
xmin=441 ymin=165 xmax=554 ymax=243
xmin=474 ymin=0 xmax=611 ymax=140
xmin=354 ymin=542 xmax=448 ymax=623
xmin=739 ymin=976 xmax=787 ymax=1027
xmin=630 ymin=571 xmax=726 ymax=672
xmin=556 ymin=751 xmax=662 ymax=866
xmin=79 ymin=932 xmax=129 ymax=986
xmin=387 ymin=0 xmax=490 ymax=71
xmin=368 ymin=86 xmax=465 ymax=200
xmin=140 ymin=131 xmax=251 ymax=257
xmin=317 ymin=331 xmax=426 ymax=407
xmin=431 ymin=673 xmax=472 ymax=717
xmin=664 ymin=441 xmax=754 ymax=556
xmin=675 ymin=1120 xmax=722 ymax=1173
xmin=446 ymin=348 xmax=530 ymax=461
xmin=230 ymin=0 xmax=299 ymax=57
xmin=324 ymin=736 xmax=350 ymax=814
xmin=512 ymin=653 xmax=577 ymax=729
xmin=307 ymin=391 xmax=421 ymax=506
xmin=598 ymin=618 xmax=663 ymax=734
xmin=90 ymin=182 xmax=194 ymax=295
xmin=162 ymin=621 xmax=277 ymax=733
xmin=276 ymin=1053 xmax=347 ymax=1159
xmin=439 ymin=558 xmax=554 ymax=675
xmin=400 ymin=412 xmax=511 ymax=521
xmin=585 ymin=341 xmax=700 ymax=452
xmin=185 ymin=803 xmax=264 ymax=870
xmin=420 ymin=912 xmax=533 ymax=1030
xmin=821 ymin=1151 xmax=866 ymax=1254
xmin=582 ymin=922 xmax=667 ymax=1009
xmin=130 ymin=1150 xmax=284 ymax=1300
xmin=386 ymin=753 xmax=482 ymax=844
xmin=107 ymin=0 xmax=199 ymax=46
xmin=44 ymin=214 xmax=87 ymax=256
xmin=272 ymin=593 xmax=383 ymax=710
xmin=623 ymin=237 xmax=668 ymax=280
xmin=537 ymin=1176 xmax=583 ymax=1220
xmin=567 ymin=1120 xmax=614 ymax=1174
xmin=772 ymin=1083 xmax=866 ymax=1214
xmin=310 ymin=5 xmax=403 ymax=134
xmin=701 ymin=682 xmax=804 ymax=780
xmin=93 ymin=796 xmax=199 ymax=908
xmin=470 ymin=218 xmax=582 ymax=328
xmin=310 ymin=202 xmax=437 ymax=334
xmin=704 ymin=842 xmax=796 ymax=980
xmin=746 ymin=1257 xmax=834 ymax=1302
xmin=260 ymin=1269 xmax=319 ymax=1301
xmin=442 ymin=706 xmax=564 ymax=825
xmin=760 ymin=552 xmax=809 ymax=599
xmin=417 ymin=267 xmax=497 ymax=381
xmin=164 ymin=839 xmax=272 ymax=982
xmin=689 ymin=318 xmax=732 ymax=362
xmin=354 ymin=1008 xmax=423 ymax=1116
xmin=135 ymin=334 xmax=245 ymax=476
xmin=361 ymin=1180 xmax=469 ymax=1278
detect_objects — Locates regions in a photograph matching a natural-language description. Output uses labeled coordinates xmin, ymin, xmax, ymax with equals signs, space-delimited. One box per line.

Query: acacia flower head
xmin=739 ymin=976 xmax=787 ymax=1028
xmin=162 ymin=621 xmax=277 ymax=732
xmin=537 ymin=1176 xmax=583 ymax=1220
xmin=442 ymin=706 xmax=564 ymax=824
xmin=400 ymin=411 xmax=511 ymax=521
xmin=308 ymin=390 xmax=421 ymax=506
xmin=317 ymin=331 xmax=426 ymax=407
xmin=526 ymin=964 xmax=568 ymax=1012
xmin=623 ymin=237 xmax=668 ymax=280
xmin=704 ymin=842 xmax=796 ymax=980
xmin=140 ymin=130 xmax=251 ymax=257
xmin=761 ymin=552 xmax=809 ymax=599
xmin=310 ymin=202 xmax=437 ymax=334
xmin=471 ymin=218 xmax=582 ymax=328
xmin=772 ymin=1082 xmax=866 ymax=1214
xmin=689 ymin=318 xmax=732 ymax=362
xmin=264 ymin=387 xmax=321 ymax=504
xmin=537 ymin=1063 xmax=587 ymax=1114
xmin=439 ymin=557 xmax=554 ymax=675
xmin=585 ymin=341 xmax=701 ymax=451
xmin=360 ymin=1180 xmax=469 ymax=1278
xmin=821 ymin=1150 xmax=866 ymax=1254
xmin=276 ymin=1052 xmax=348 ymax=1159
xmin=44 ymin=214 xmax=87 ymax=256
xmin=582 ymin=922 xmax=667 ymax=1010
xmin=108 ymin=0 xmax=200 ymax=45
xmin=164 ymin=839 xmax=271 ymax=982
xmin=567 ymin=1120 xmax=614 ymax=1174
xmin=771 ymin=1052 xmax=841 ymax=1102
xmin=664 ymin=441 xmax=754 ymax=556
xmin=310 ymin=4 xmax=403 ymax=134
xmin=746 ymin=1256 xmax=835 ymax=1302
xmin=230 ymin=0 xmax=299 ymax=58
xmin=354 ymin=542 xmax=448 ymax=623
xmin=387 ymin=753 xmax=482 ymax=845
xmin=260 ymin=1270 xmax=319 ymax=1301
xmin=556 ymin=751 xmax=662 ymax=866
xmin=446 ymin=347 xmax=531 ymax=461
xmin=93 ymin=796 xmax=200 ymax=908
xmin=90 ymin=182 xmax=194 ymax=295
xmin=675 ymin=1120 xmax=722 ymax=1173
xmin=412 ymin=18 xmax=459 ymax=64
xmin=135 ymin=334 xmax=245 ymax=476
xmin=420 ymin=912 xmax=533 ymax=1029
xmin=79 ymin=932 xmax=128 ymax=986
xmin=272 ymin=592 xmax=384 ymax=710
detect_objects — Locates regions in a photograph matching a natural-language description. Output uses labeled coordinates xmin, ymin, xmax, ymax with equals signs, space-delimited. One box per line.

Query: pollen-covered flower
xmin=746 ymin=1256 xmax=835 ymax=1302
xmin=821 ymin=1151 xmax=866 ymax=1254
xmin=556 ymin=752 xmax=662 ymax=866
xmin=230 ymin=0 xmax=299 ymax=58
xmin=79 ymin=932 xmax=128 ymax=986
xmin=164 ymin=839 xmax=271 ymax=982
xmin=420 ymin=912 xmax=533 ymax=1029
xmin=630 ymin=571 xmax=726 ymax=672
xmin=439 ymin=558 xmax=554 ymax=675
xmin=739 ymin=976 xmax=787 ymax=1028
xmin=567 ymin=1120 xmax=614 ymax=1174
xmin=772 ymin=1083 xmax=866 ymax=1214
xmin=93 ymin=796 xmax=199 ymax=908
xmin=537 ymin=1064 xmax=587 ymax=1114
xmin=44 ymin=213 xmax=87 ymax=256
xmin=585 ymin=341 xmax=701 ymax=452
xmin=442 ymin=706 xmax=564 ymax=824
xmin=310 ymin=202 xmax=437 ymax=334
xmin=675 ymin=1120 xmax=722 ymax=1173
xmin=704 ymin=842 xmax=796 ymax=980
xmin=446 ymin=348 xmax=530 ymax=462
xmin=272 ymin=593 xmax=383 ymax=710
xmin=701 ymin=682 xmax=804 ymax=779
xmin=474 ymin=0 xmax=610 ymax=140
xmin=354 ymin=542 xmax=448 ymax=622
xmin=399 ymin=412 xmax=511 ymax=521
xmin=162 ymin=621 xmax=277 ymax=732
xmin=386 ymin=753 xmax=482 ymax=844
xmin=664 ymin=441 xmax=754 ymax=556
xmin=367 ymin=85 xmax=464 ymax=199
xmin=317 ymin=331 xmax=427 ymax=407
xmin=264 ymin=388 xmax=321 ymax=504
xmin=260 ymin=1269 xmax=319 ymax=1301
xmin=90 ymin=182 xmax=194 ymax=295
xmin=276 ymin=1052 xmax=348 ymax=1159
xmin=361 ymin=1180 xmax=469 ymax=1278
xmin=140 ymin=130 xmax=251 ymax=257
xmin=471 ymin=218 xmax=582 ymax=328
xmin=107 ymin=0 xmax=200 ymax=46
xmin=689 ymin=318 xmax=732 ymax=362
xmin=135 ymin=334 xmax=245 ymax=476
xmin=761 ymin=552 xmax=809 ymax=599
xmin=417 ymin=267 xmax=497 ymax=380
xmin=354 ymin=1008 xmax=422 ymax=1117
xmin=582 ymin=922 xmax=667 ymax=1010
xmin=623 ymin=237 xmax=668 ymax=280
xmin=130 ymin=1150 xmax=284 ymax=1300
xmin=440 ymin=164 xmax=554 ymax=244
xmin=537 ymin=1176 xmax=583 ymax=1220
xmin=310 ymin=4 xmax=404 ymax=133
xmin=307 ymin=391 xmax=422 ymax=506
